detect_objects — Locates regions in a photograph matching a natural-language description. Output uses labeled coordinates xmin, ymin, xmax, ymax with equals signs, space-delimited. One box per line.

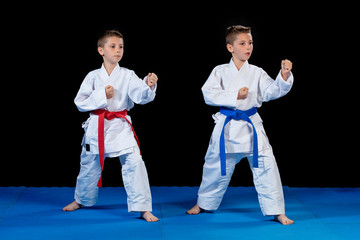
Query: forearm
xmin=128 ymin=74 xmax=156 ymax=105
xmin=74 ymin=87 xmax=108 ymax=112
xmin=262 ymin=71 xmax=293 ymax=102
xmin=202 ymin=88 xmax=238 ymax=108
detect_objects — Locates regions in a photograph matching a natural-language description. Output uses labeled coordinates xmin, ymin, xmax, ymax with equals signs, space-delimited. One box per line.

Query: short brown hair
xmin=226 ymin=25 xmax=251 ymax=45
xmin=97 ymin=30 xmax=123 ymax=47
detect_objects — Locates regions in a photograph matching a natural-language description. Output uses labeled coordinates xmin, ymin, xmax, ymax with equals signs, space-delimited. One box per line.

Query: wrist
xmin=281 ymin=71 xmax=289 ymax=81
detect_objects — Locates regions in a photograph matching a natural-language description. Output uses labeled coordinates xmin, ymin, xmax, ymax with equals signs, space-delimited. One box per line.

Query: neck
xmin=232 ymin=57 xmax=246 ymax=70
xmin=103 ymin=61 xmax=117 ymax=76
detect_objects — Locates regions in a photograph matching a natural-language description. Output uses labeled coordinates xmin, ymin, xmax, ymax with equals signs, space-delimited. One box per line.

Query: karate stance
xmin=187 ymin=25 xmax=294 ymax=225
xmin=63 ymin=30 xmax=158 ymax=222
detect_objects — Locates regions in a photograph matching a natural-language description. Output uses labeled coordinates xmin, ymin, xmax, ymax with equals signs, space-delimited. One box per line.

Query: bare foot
xmin=274 ymin=214 xmax=294 ymax=225
xmin=186 ymin=204 xmax=204 ymax=215
xmin=140 ymin=211 xmax=159 ymax=222
xmin=62 ymin=201 xmax=82 ymax=211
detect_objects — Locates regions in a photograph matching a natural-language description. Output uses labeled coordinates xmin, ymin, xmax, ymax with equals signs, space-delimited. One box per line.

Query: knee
xmin=80 ymin=148 xmax=97 ymax=165
xmin=260 ymin=149 xmax=278 ymax=168
xmin=122 ymin=151 xmax=144 ymax=170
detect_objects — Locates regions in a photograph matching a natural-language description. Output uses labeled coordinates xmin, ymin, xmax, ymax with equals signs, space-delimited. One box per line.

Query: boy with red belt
xmin=63 ymin=30 xmax=158 ymax=222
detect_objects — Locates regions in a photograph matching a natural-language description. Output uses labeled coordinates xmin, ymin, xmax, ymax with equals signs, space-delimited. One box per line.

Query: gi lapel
xmin=99 ymin=64 xmax=121 ymax=84
xmin=229 ymin=59 xmax=250 ymax=91
xmin=99 ymin=64 xmax=109 ymax=82
xmin=107 ymin=64 xmax=121 ymax=85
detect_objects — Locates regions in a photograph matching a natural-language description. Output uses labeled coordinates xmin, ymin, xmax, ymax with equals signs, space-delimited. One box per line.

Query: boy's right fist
xmin=105 ymin=85 xmax=114 ymax=99
xmin=237 ymin=87 xmax=249 ymax=100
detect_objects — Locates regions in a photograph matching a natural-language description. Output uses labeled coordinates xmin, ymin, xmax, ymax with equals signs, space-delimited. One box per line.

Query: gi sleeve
xmin=74 ymin=73 xmax=108 ymax=112
xmin=260 ymin=69 xmax=294 ymax=102
xmin=201 ymin=67 xmax=238 ymax=108
xmin=128 ymin=71 xmax=156 ymax=105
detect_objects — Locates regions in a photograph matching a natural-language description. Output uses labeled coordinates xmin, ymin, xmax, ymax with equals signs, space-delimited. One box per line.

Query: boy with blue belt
xmin=187 ymin=25 xmax=294 ymax=225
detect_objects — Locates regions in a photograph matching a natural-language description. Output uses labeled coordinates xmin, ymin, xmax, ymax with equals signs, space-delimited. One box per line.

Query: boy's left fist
xmin=281 ymin=59 xmax=292 ymax=80
xmin=147 ymin=73 xmax=158 ymax=87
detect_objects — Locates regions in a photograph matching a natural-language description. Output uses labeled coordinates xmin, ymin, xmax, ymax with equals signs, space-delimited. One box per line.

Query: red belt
xmin=93 ymin=109 xmax=141 ymax=187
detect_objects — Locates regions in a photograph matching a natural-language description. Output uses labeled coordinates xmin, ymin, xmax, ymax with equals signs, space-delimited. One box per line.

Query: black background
xmin=2 ymin=3 xmax=358 ymax=188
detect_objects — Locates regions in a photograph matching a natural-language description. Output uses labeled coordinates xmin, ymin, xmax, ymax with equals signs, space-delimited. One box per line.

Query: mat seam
xmin=0 ymin=187 xmax=26 ymax=223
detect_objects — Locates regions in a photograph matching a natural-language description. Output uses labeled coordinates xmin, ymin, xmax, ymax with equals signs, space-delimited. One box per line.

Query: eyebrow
xmin=108 ymin=43 xmax=124 ymax=45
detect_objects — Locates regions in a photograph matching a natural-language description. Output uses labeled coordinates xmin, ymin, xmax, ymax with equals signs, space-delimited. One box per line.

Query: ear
xmin=226 ymin=43 xmax=233 ymax=53
xmin=97 ymin=46 xmax=104 ymax=56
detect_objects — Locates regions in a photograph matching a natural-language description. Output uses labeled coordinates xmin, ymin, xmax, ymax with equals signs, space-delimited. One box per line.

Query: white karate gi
xmin=73 ymin=64 xmax=155 ymax=212
xmin=198 ymin=59 xmax=293 ymax=216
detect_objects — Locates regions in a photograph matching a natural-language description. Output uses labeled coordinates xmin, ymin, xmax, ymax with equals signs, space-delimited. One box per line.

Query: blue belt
xmin=219 ymin=107 xmax=258 ymax=176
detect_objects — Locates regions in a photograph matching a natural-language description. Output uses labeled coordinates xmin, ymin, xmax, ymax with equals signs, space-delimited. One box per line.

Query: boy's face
xmin=227 ymin=33 xmax=253 ymax=62
xmin=98 ymin=36 xmax=124 ymax=65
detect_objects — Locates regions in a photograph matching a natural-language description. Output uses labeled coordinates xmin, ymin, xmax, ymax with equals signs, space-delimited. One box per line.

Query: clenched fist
xmin=281 ymin=59 xmax=292 ymax=81
xmin=105 ymin=85 xmax=114 ymax=99
xmin=237 ymin=87 xmax=249 ymax=100
xmin=147 ymin=73 xmax=158 ymax=88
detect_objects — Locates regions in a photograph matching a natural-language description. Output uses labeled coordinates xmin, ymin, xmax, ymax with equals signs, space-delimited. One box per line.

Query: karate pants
xmin=197 ymin=147 xmax=285 ymax=216
xmin=74 ymin=146 xmax=152 ymax=212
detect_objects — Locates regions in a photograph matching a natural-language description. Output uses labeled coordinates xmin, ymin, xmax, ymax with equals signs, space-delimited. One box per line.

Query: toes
xmin=141 ymin=212 xmax=159 ymax=222
xmin=274 ymin=215 xmax=294 ymax=225
xmin=186 ymin=205 xmax=203 ymax=215
xmin=150 ymin=217 xmax=159 ymax=222
xmin=62 ymin=201 xmax=82 ymax=211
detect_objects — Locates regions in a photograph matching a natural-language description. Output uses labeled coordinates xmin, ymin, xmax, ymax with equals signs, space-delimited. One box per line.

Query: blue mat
xmin=0 ymin=187 xmax=359 ymax=240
